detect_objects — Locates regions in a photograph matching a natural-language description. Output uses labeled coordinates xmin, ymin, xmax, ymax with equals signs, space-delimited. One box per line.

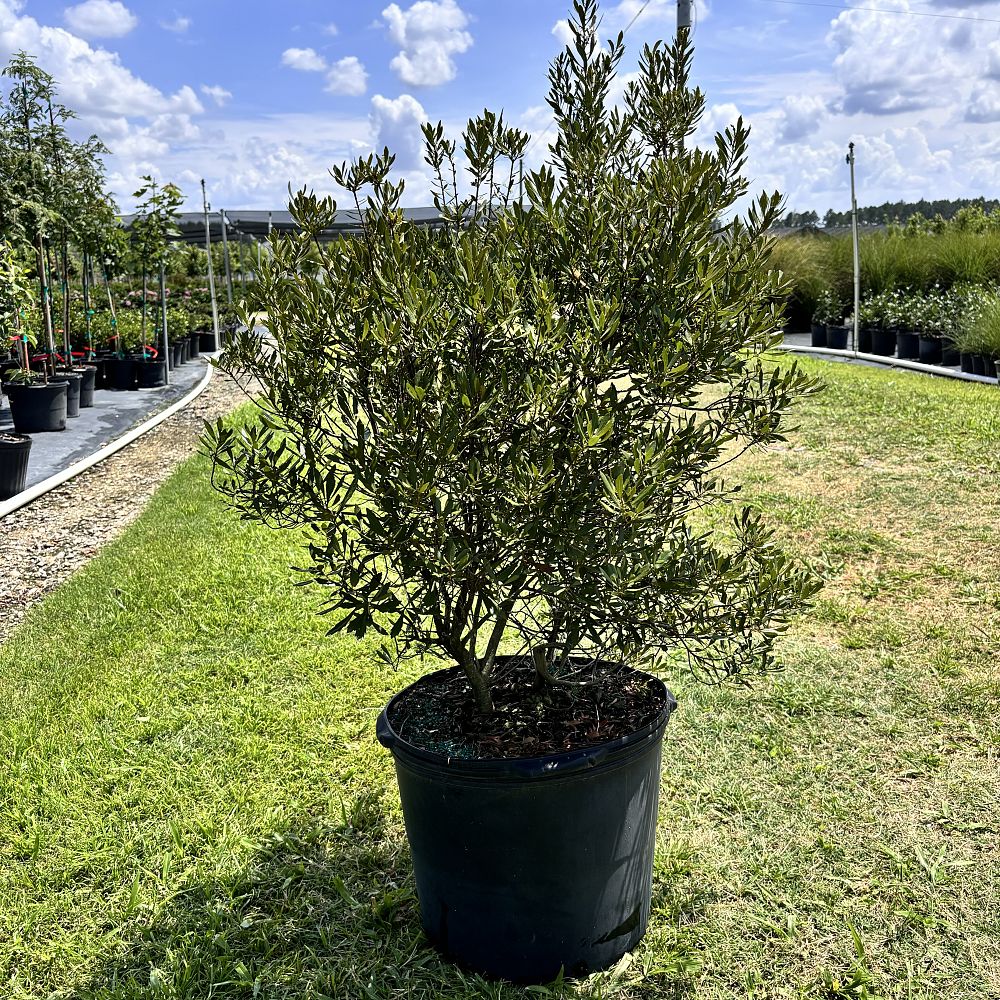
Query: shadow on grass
xmin=80 ymin=799 xmax=699 ymax=1000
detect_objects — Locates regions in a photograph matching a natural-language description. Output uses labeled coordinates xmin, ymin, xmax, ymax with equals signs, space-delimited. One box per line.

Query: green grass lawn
xmin=1 ymin=357 xmax=998 ymax=999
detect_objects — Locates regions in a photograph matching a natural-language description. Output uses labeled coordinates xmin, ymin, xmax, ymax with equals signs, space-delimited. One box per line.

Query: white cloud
xmin=778 ymin=94 xmax=827 ymax=143
xmin=551 ymin=19 xmax=573 ymax=46
xmin=201 ymin=84 xmax=232 ymax=107
xmin=382 ymin=0 xmax=472 ymax=87
xmin=370 ymin=92 xmax=427 ymax=173
xmin=827 ymin=5 xmax=976 ymax=116
xmin=966 ymin=81 xmax=1000 ymax=122
xmin=64 ymin=0 xmax=137 ymax=38
xmin=326 ymin=56 xmax=367 ymax=96
xmin=160 ymin=15 xmax=190 ymax=34
xmin=282 ymin=47 xmax=326 ymax=72
xmin=0 ymin=1 xmax=201 ymax=118
xmin=323 ymin=21 xmax=338 ymax=36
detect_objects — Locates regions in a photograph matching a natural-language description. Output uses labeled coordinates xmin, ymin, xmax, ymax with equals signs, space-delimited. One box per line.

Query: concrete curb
xmin=0 ymin=360 xmax=215 ymax=521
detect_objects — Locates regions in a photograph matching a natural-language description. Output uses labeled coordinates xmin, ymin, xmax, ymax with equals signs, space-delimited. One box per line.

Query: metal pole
xmin=677 ymin=2 xmax=691 ymax=158
xmin=220 ymin=209 xmax=233 ymax=305
xmin=159 ymin=263 xmax=170 ymax=385
xmin=239 ymin=236 xmax=246 ymax=294
xmin=201 ymin=179 xmax=221 ymax=350
xmin=848 ymin=142 xmax=860 ymax=356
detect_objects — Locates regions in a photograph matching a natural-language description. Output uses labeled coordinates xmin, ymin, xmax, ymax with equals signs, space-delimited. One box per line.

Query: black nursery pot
xmin=0 ymin=432 xmax=31 ymax=500
xmin=960 ymin=352 xmax=976 ymax=374
xmin=918 ymin=336 xmax=942 ymax=365
xmin=896 ymin=331 xmax=920 ymax=360
xmin=942 ymin=341 xmax=960 ymax=366
xmin=825 ymin=324 xmax=848 ymax=350
xmin=107 ymin=357 xmax=137 ymax=391
xmin=53 ymin=372 xmax=83 ymax=417
xmin=972 ymin=354 xmax=987 ymax=376
xmin=377 ymin=662 xmax=677 ymax=984
xmin=75 ymin=365 xmax=97 ymax=406
xmin=199 ymin=331 xmax=218 ymax=353
xmin=858 ymin=327 xmax=873 ymax=354
xmin=3 ymin=381 xmax=68 ymax=432
xmin=136 ymin=359 xmax=167 ymax=388
xmin=810 ymin=322 xmax=827 ymax=348
xmin=871 ymin=328 xmax=896 ymax=356
xmin=188 ymin=332 xmax=201 ymax=358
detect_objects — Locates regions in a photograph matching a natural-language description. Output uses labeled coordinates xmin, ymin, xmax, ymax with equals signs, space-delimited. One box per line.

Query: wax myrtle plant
xmin=206 ymin=0 xmax=820 ymax=715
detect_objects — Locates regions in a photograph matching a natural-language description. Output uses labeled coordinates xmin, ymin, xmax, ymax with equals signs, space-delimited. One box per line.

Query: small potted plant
xmin=893 ymin=291 xmax=922 ymax=360
xmin=206 ymin=3 xmax=820 ymax=984
xmin=959 ymin=290 xmax=1000 ymax=380
xmin=0 ymin=246 xmax=68 ymax=432
xmin=0 ymin=245 xmax=34 ymax=491
xmin=813 ymin=288 xmax=848 ymax=349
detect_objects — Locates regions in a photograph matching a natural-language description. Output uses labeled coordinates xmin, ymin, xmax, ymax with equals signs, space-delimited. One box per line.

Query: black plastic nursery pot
xmin=825 ymin=325 xmax=848 ymax=350
xmin=107 ymin=357 xmax=137 ymax=391
xmin=90 ymin=356 xmax=109 ymax=390
xmin=0 ymin=431 xmax=31 ymax=500
xmin=199 ymin=331 xmax=217 ymax=353
xmin=53 ymin=372 xmax=83 ymax=417
xmin=942 ymin=341 xmax=960 ymax=367
xmin=858 ymin=327 xmax=873 ymax=354
xmin=74 ymin=366 xmax=97 ymax=407
xmin=960 ymin=353 xmax=976 ymax=374
xmin=918 ymin=336 xmax=942 ymax=365
xmin=871 ymin=328 xmax=896 ymax=356
xmin=972 ymin=354 xmax=987 ymax=376
xmin=896 ymin=331 xmax=920 ymax=360
xmin=377 ymin=662 xmax=676 ymax=984
xmin=136 ymin=360 xmax=167 ymax=388
xmin=809 ymin=322 xmax=827 ymax=348
xmin=188 ymin=332 xmax=201 ymax=358
xmin=3 ymin=381 xmax=68 ymax=432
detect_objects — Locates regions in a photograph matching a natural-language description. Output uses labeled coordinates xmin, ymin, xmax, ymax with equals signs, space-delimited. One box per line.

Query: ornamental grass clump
xmin=206 ymin=1 xmax=820 ymax=719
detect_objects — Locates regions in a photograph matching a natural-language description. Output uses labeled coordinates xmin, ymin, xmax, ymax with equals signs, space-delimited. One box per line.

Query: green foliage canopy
xmin=207 ymin=1 xmax=819 ymax=713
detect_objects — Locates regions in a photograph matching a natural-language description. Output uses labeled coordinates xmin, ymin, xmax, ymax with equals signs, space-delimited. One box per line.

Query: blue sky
xmin=3 ymin=1 xmax=1000 ymax=217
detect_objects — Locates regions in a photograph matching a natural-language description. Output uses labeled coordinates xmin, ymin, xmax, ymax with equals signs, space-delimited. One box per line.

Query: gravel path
xmin=0 ymin=370 xmax=254 ymax=643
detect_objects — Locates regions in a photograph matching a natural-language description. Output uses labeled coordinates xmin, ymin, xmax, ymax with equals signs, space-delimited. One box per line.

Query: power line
xmin=760 ymin=0 xmax=1000 ymax=25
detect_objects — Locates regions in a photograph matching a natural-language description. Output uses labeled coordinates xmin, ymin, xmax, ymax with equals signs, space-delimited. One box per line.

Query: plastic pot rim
xmin=377 ymin=662 xmax=677 ymax=781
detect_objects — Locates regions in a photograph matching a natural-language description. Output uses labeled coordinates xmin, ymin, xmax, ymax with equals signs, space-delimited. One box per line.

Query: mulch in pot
xmin=388 ymin=656 xmax=668 ymax=760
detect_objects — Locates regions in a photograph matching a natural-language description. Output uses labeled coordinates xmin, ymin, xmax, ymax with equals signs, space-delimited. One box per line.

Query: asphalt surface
xmin=0 ymin=358 xmax=209 ymax=491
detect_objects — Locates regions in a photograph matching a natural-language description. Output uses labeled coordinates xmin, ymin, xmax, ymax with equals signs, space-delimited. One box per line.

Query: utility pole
xmin=677 ymin=2 xmax=692 ymax=157
xmin=201 ymin=179 xmax=220 ymax=350
xmin=847 ymin=142 xmax=860 ymax=356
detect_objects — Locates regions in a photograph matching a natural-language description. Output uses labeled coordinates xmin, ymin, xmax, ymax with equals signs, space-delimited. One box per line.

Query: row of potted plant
xmin=810 ymin=284 xmax=1000 ymax=378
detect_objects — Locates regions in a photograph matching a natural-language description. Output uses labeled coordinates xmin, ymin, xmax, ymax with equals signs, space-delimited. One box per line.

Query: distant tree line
xmin=778 ymin=198 xmax=1000 ymax=230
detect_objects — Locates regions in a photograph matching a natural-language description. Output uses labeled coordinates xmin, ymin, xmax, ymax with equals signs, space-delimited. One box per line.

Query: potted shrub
xmin=3 ymin=364 xmax=68 ymax=432
xmin=205 ymin=4 xmax=820 ymax=984
xmin=862 ymin=290 xmax=898 ymax=356
xmin=813 ymin=288 xmax=847 ymax=349
xmin=0 ymin=427 xmax=31 ymax=499
xmin=961 ymin=290 xmax=1000 ymax=380
xmin=893 ymin=292 xmax=921 ymax=360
